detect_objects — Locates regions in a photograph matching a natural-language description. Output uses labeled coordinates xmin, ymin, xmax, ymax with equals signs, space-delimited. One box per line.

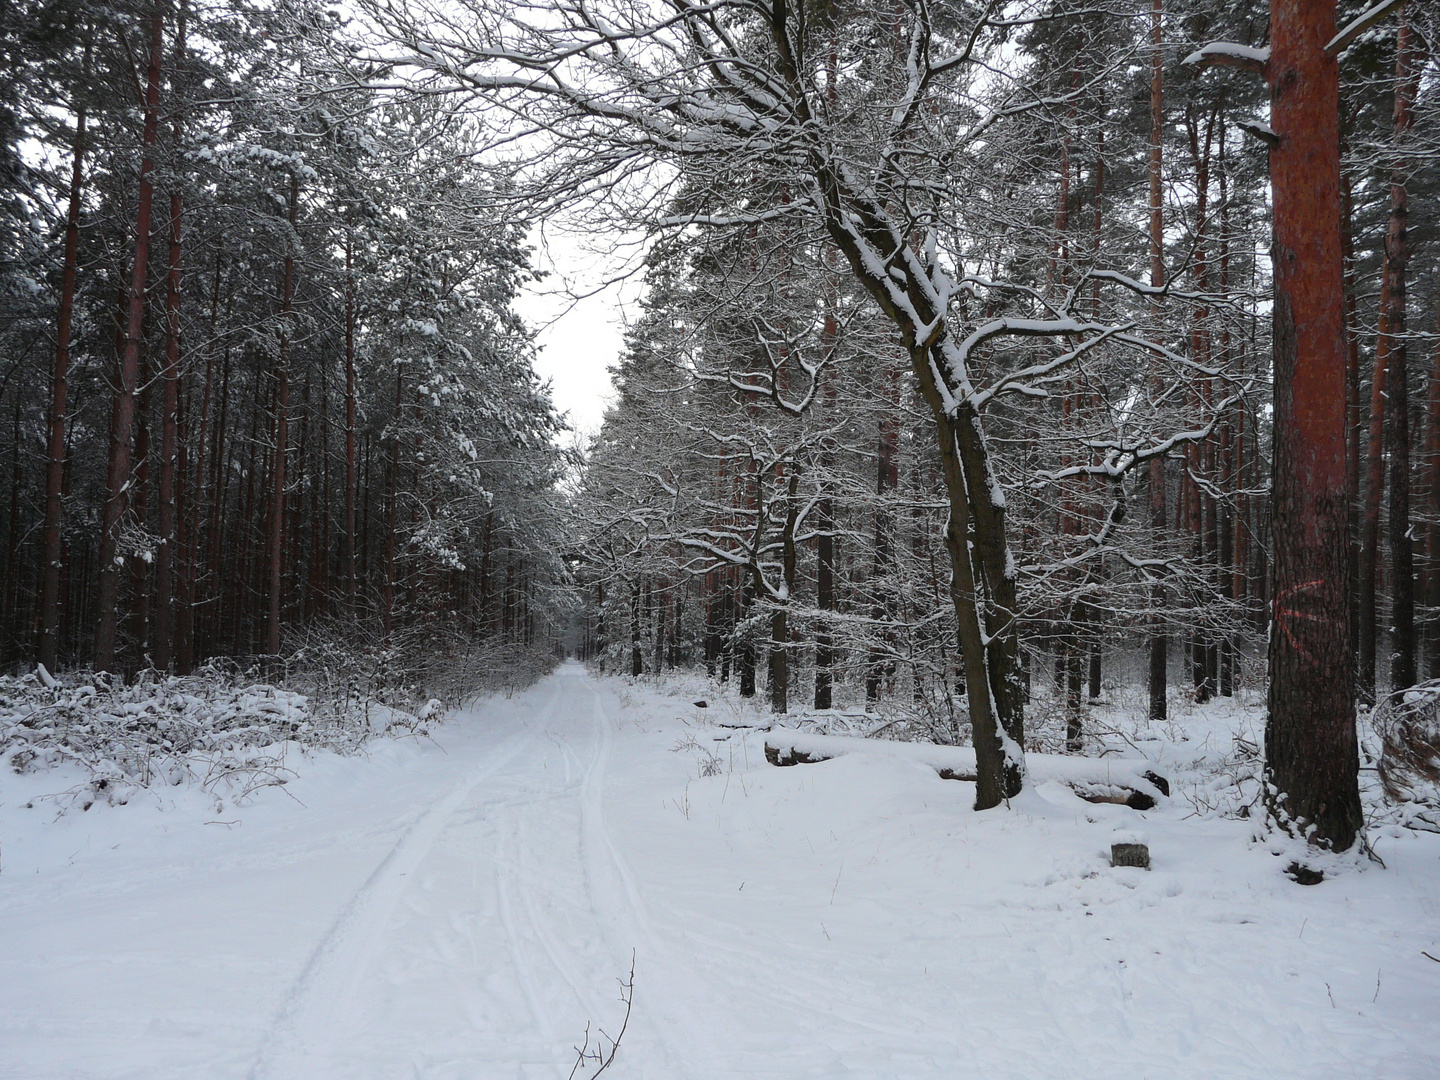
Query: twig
xmin=568 ymin=953 xmax=635 ymax=1080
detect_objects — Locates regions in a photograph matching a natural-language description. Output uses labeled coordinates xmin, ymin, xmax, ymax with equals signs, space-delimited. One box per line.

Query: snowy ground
xmin=2 ymin=661 xmax=1438 ymax=1079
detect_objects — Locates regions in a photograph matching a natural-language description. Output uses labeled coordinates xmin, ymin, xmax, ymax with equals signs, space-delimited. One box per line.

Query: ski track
xmin=246 ymin=684 xmax=561 ymax=1079
xmin=249 ymin=665 xmax=722 ymax=1079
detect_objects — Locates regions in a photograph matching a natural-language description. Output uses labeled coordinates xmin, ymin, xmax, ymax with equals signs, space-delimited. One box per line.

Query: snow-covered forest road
xmin=3 ymin=663 xmax=1439 ymax=1079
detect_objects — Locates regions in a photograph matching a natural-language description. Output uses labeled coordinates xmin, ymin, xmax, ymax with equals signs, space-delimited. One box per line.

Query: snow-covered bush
xmin=0 ymin=662 xmax=432 ymax=813
xmin=1372 ymin=681 xmax=1440 ymax=831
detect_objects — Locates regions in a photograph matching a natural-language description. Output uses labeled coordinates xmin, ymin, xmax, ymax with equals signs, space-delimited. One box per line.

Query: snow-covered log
xmin=764 ymin=729 xmax=1170 ymax=811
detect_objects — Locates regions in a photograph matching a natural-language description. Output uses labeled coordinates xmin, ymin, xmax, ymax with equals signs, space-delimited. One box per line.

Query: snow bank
xmin=0 ymin=665 xmax=434 ymax=814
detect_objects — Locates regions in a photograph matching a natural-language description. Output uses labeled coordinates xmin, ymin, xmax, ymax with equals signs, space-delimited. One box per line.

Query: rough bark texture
xmin=1263 ymin=0 xmax=1363 ymax=852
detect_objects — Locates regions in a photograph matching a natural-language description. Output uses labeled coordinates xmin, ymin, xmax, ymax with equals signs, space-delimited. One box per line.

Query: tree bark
xmin=1263 ymin=0 xmax=1363 ymax=853
xmin=95 ymin=11 xmax=164 ymax=673
xmin=1384 ymin=14 xmax=1417 ymax=692
xmin=1424 ymin=299 xmax=1440 ymax=677
xmin=266 ymin=174 xmax=298 ymax=657
xmin=39 ymin=82 xmax=87 ymax=672
xmin=1146 ymin=0 xmax=1168 ymax=724
xmin=344 ymin=232 xmax=358 ymax=610
xmin=154 ymin=11 xmax=187 ymax=669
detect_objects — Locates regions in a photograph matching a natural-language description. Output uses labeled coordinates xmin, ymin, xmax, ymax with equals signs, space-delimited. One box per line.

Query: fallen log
xmin=764 ymin=728 xmax=1170 ymax=811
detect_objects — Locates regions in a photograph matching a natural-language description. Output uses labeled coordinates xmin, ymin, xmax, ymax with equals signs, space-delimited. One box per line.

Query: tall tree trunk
xmin=1343 ymin=176 xmax=1362 ymax=678
xmin=266 ymin=174 xmax=298 ymax=657
xmin=154 ymin=12 xmax=187 ymax=669
xmin=1358 ymin=280 xmax=1387 ymax=703
xmin=1263 ymin=0 xmax=1362 ymax=853
xmin=344 ymin=233 xmax=358 ymax=610
xmin=1424 ymin=300 xmax=1440 ymax=677
xmin=382 ymin=370 xmax=401 ymax=640
xmin=866 ymin=366 xmax=899 ymax=703
xmin=1146 ymin=0 xmax=1168 ymax=724
xmin=769 ymin=471 xmax=799 ymax=714
xmin=1384 ymin=14 xmax=1417 ymax=692
xmin=95 ymin=12 xmax=164 ymax=673
xmin=39 ymin=81 xmax=87 ymax=672
xmin=814 ymin=269 xmax=837 ymax=710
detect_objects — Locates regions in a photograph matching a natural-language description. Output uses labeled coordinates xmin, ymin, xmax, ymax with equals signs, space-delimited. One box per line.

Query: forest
xmin=2 ymin=2 xmax=1439 ymax=849
xmin=3 ymin=2 xmax=1440 ymax=1077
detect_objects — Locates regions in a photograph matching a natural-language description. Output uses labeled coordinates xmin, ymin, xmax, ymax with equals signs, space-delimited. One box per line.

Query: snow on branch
xmin=1182 ymin=42 xmax=1269 ymax=74
xmin=1327 ymin=0 xmax=1408 ymax=56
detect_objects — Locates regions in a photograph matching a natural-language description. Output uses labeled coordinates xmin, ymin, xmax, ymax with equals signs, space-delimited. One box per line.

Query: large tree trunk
xmin=1262 ymin=0 xmax=1363 ymax=853
xmin=39 ymin=86 xmax=87 ymax=672
xmin=814 ymin=186 xmax=1026 ymax=808
xmin=95 ymin=12 xmax=164 ymax=673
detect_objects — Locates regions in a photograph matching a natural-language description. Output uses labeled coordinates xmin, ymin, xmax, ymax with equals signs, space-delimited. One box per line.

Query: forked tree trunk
xmin=1262 ymin=0 xmax=1362 ymax=852
xmin=95 ymin=12 xmax=164 ymax=673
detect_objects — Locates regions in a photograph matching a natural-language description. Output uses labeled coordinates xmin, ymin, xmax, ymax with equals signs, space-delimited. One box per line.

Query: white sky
xmin=515 ymin=224 xmax=646 ymax=440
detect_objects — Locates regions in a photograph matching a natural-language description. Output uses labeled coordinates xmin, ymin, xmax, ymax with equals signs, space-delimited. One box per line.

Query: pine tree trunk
xmin=1343 ymin=176 xmax=1362 ymax=678
xmin=344 ymin=236 xmax=358 ymax=610
xmin=95 ymin=13 xmax=164 ymax=673
xmin=39 ymin=87 xmax=87 ymax=672
xmin=1384 ymin=14 xmax=1418 ymax=692
xmin=1263 ymin=0 xmax=1362 ymax=853
xmin=155 ymin=182 xmax=184 ymax=669
xmin=1424 ymin=300 xmax=1440 ymax=677
xmin=1146 ymin=0 xmax=1168 ymax=723
xmin=266 ymin=175 xmax=298 ymax=657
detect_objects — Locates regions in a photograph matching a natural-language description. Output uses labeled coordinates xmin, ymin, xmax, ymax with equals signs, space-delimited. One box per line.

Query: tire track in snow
xmin=512 ymin=808 xmax=607 ymax=1020
xmin=245 ymin=686 xmax=559 ymax=1080
xmin=576 ymin=676 xmax=718 ymax=1072
xmin=493 ymin=807 xmax=560 ymax=1043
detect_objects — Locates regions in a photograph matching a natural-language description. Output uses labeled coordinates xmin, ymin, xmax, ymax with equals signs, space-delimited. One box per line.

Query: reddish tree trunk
xmin=95 ymin=12 xmax=164 ymax=673
xmin=1263 ymin=0 xmax=1362 ymax=853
